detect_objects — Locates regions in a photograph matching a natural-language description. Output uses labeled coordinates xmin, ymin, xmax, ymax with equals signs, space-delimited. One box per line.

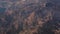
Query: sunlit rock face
xmin=0 ymin=0 xmax=60 ymax=34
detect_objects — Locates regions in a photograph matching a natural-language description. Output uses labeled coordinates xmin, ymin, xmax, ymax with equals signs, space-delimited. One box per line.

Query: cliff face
xmin=0 ymin=0 xmax=60 ymax=34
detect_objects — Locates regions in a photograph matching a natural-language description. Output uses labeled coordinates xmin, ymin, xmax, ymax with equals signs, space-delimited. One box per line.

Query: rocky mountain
xmin=0 ymin=0 xmax=60 ymax=34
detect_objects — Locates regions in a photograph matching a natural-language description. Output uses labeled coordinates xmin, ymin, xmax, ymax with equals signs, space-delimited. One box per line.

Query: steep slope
xmin=0 ymin=0 xmax=60 ymax=34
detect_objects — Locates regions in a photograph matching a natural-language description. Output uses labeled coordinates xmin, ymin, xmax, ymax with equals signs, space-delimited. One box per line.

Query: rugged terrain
xmin=0 ymin=0 xmax=60 ymax=34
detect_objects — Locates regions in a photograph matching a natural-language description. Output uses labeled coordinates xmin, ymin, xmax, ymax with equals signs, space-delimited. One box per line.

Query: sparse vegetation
xmin=0 ymin=0 xmax=60 ymax=34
